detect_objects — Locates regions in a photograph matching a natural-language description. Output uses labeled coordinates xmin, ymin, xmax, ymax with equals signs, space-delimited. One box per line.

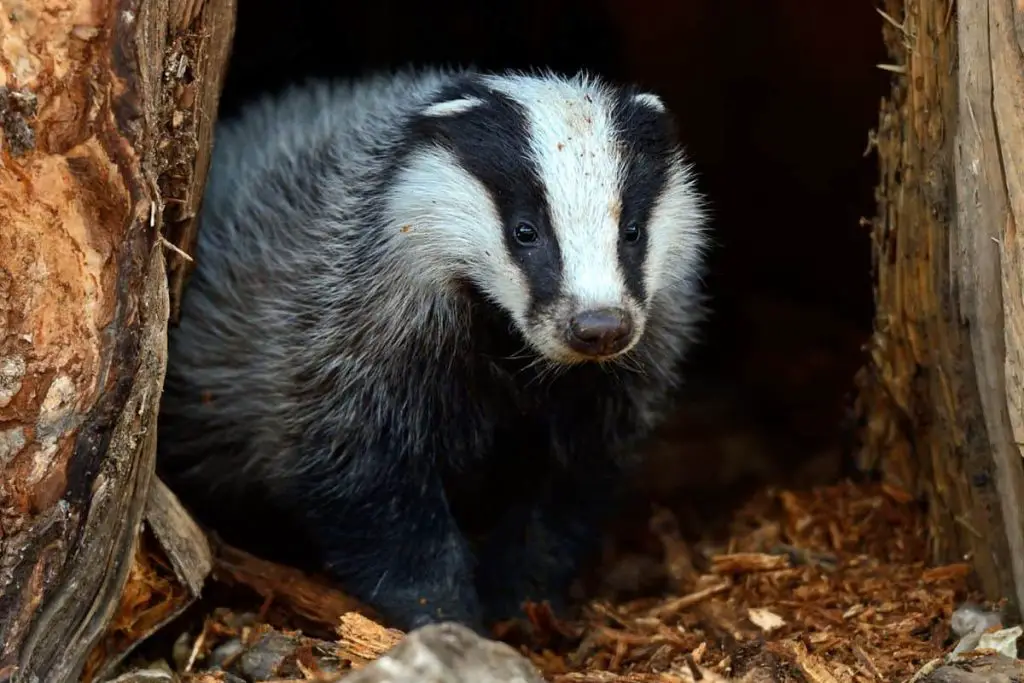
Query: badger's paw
xmin=473 ymin=522 xmax=578 ymax=626
xmin=338 ymin=569 xmax=487 ymax=635
xmin=477 ymin=580 xmax=570 ymax=626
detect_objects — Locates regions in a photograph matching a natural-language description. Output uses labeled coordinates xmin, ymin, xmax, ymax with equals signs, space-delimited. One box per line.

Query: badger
xmin=157 ymin=65 xmax=709 ymax=633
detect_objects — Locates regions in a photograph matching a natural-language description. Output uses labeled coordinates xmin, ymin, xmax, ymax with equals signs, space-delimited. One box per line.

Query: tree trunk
xmin=0 ymin=0 xmax=234 ymax=681
xmin=856 ymin=0 xmax=1024 ymax=621
xmin=953 ymin=0 xmax=1024 ymax=619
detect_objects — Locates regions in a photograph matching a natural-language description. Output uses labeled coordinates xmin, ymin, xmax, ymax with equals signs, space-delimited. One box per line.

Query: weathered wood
xmin=210 ymin=625 xmax=349 ymax=681
xmin=158 ymin=0 xmax=236 ymax=321
xmin=855 ymin=0 xmax=1024 ymax=620
xmin=145 ymin=478 xmax=213 ymax=598
xmin=210 ymin=541 xmax=374 ymax=629
xmin=81 ymin=480 xmax=215 ymax=683
xmin=0 ymin=0 xmax=234 ymax=681
xmin=953 ymin=0 xmax=1024 ymax=621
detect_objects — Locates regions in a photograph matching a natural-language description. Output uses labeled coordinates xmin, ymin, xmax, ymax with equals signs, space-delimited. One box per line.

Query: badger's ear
xmin=632 ymin=92 xmax=667 ymax=113
xmin=421 ymin=96 xmax=486 ymax=118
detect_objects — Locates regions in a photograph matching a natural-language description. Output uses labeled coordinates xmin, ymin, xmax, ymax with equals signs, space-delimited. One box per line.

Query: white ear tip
xmin=633 ymin=92 xmax=667 ymax=112
xmin=422 ymin=97 xmax=486 ymax=118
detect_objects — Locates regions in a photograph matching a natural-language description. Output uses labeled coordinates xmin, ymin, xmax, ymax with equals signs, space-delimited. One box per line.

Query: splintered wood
xmin=83 ymin=530 xmax=195 ymax=682
xmin=138 ymin=481 xmax=984 ymax=683
xmin=334 ymin=613 xmax=403 ymax=668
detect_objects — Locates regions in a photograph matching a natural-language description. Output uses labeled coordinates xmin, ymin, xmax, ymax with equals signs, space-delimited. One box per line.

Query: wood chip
xmin=335 ymin=612 xmax=404 ymax=667
xmin=746 ymin=608 xmax=785 ymax=633
xmin=119 ymin=481 xmax=987 ymax=683
xmin=782 ymin=641 xmax=840 ymax=683
xmin=711 ymin=553 xmax=790 ymax=575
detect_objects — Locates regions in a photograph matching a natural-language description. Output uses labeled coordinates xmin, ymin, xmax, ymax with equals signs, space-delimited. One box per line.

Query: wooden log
xmin=855 ymin=0 xmax=1024 ymax=621
xmin=953 ymin=0 xmax=1024 ymax=623
xmin=0 ymin=0 xmax=234 ymax=681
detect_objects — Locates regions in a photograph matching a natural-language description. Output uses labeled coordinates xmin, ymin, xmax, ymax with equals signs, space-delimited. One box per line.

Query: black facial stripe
xmin=406 ymin=77 xmax=563 ymax=319
xmin=610 ymin=88 xmax=679 ymax=304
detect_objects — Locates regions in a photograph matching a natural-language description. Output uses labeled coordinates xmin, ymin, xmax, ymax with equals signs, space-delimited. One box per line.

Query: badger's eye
xmin=622 ymin=221 xmax=641 ymax=243
xmin=513 ymin=221 xmax=539 ymax=246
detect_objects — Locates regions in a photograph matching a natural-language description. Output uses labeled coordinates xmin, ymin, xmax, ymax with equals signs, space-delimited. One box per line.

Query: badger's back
xmin=158 ymin=68 xmax=469 ymax=496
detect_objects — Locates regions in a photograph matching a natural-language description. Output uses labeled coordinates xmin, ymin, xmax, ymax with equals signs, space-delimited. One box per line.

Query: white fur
xmin=643 ymin=161 xmax=706 ymax=298
xmin=484 ymin=73 xmax=628 ymax=316
xmin=385 ymin=145 xmax=532 ymax=321
xmin=482 ymin=73 xmax=706 ymax=362
xmin=374 ymin=70 xmax=708 ymax=364
xmin=422 ymin=96 xmax=486 ymax=118
xmin=632 ymin=92 xmax=666 ymax=112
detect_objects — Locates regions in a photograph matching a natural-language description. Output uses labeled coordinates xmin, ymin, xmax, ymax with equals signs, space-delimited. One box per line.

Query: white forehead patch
xmin=633 ymin=92 xmax=666 ymax=112
xmin=482 ymin=72 xmax=628 ymax=310
xmin=421 ymin=96 xmax=486 ymax=118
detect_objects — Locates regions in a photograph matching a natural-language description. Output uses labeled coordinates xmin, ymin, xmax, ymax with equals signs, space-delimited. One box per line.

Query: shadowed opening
xmin=187 ymin=0 xmax=890 ymax=631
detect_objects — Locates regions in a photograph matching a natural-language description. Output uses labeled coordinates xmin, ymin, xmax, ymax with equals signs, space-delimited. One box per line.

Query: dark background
xmin=216 ymin=0 xmax=891 ymax=499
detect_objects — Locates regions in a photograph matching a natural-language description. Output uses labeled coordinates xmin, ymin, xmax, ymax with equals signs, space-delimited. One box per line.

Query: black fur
xmin=405 ymin=77 xmax=565 ymax=317
xmin=611 ymin=88 xmax=678 ymax=304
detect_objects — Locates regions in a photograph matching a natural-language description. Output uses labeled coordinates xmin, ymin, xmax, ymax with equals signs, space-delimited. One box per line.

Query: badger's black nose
xmin=567 ymin=307 xmax=634 ymax=357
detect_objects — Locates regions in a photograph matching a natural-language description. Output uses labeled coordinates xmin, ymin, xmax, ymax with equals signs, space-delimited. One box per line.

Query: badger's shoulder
xmin=200 ymin=66 xmax=473 ymax=219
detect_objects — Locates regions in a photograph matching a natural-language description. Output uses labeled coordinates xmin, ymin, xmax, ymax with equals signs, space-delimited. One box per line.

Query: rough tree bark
xmin=855 ymin=0 xmax=1024 ymax=621
xmin=0 ymin=1 xmax=234 ymax=682
xmin=953 ymin=0 xmax=1024 ymax=625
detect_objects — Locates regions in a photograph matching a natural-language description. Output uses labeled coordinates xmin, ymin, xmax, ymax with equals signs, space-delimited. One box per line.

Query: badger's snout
xmin=565 ymin=307 xmax=635 ymax=358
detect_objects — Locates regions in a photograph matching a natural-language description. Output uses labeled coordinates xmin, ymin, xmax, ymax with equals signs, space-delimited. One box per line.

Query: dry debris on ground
xmin=95 ymin=479 xmax=1007 ymax=683
xmin=504 ymin=480 xmax=983 ymax=682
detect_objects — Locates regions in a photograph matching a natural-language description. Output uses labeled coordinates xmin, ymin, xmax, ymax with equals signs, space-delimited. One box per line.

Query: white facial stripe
xmin=421 ymin=96 xmax=486 ymax=118
xmin=384 ymin=146 xmax=532 ymax=322
xmin=643 ymin=160 xmax=707 ymax=296
xmin=633 ymin=92 xmax=667 ymax=112
xmin=483 ymin=72 xmax=630 ymax=311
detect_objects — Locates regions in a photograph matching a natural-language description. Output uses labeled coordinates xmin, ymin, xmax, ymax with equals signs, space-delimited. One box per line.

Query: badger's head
xmin=386 ymin=70 xmax=707 ymax=364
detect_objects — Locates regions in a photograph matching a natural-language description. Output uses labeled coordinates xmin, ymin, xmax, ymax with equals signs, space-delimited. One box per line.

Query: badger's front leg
xmin=297 ymin=439 xmax=483 ymax=633
xmin=474 ymin=458 xmax=622 ymax=625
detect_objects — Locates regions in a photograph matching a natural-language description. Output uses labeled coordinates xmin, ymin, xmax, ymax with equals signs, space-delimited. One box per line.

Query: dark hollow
xmin=202 ymin=0 xmax=891 ymax=601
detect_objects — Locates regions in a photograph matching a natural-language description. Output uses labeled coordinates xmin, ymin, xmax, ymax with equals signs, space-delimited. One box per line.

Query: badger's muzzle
xmin=565 ymin=307 xmax=635 ymax=358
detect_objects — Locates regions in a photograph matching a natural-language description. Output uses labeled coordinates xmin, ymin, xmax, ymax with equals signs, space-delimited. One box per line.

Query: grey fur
xmin=158 ymin=65 xmax=709 ymax=632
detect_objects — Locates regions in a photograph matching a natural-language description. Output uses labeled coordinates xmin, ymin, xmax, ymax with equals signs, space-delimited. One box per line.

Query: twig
xmin=184 ymin=619 xmax=210 ymax=673
xmin=160 ymin=235 xmax=194 ymax=262
xmin=210 ymin=541 xmax=373 ymax=631
xmin=646 ymin=582 xmax=730 ymax=620
xmin=876 ymin=7 xmax=906 ymax=33
xmin=852 ymin=644 xmax=883 ymax=680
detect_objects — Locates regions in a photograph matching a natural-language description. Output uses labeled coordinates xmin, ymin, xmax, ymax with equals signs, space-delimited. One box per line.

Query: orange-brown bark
xmin=0 ymin=0 xmax=234 ymax=680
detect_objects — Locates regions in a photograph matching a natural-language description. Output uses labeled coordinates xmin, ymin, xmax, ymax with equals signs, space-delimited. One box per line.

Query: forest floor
xmin=88 ymin=478 xmax=997 ymax=683
xmin=82 ymin=297 xmax=1020 ymax=682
